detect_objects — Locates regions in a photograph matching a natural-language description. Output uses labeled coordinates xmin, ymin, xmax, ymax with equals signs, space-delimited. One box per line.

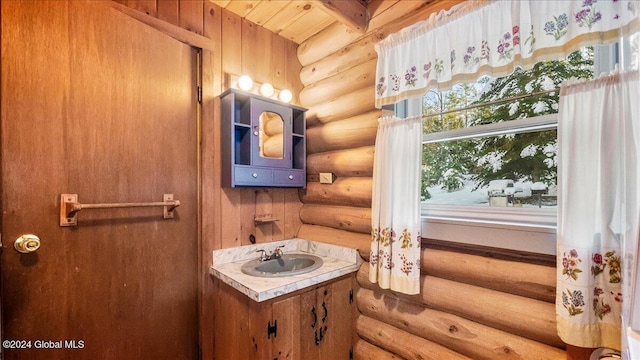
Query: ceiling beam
xmin=311 ymin=0 xmax=370 ymax=33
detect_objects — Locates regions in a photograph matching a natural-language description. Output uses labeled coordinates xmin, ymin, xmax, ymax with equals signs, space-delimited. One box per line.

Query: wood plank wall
xmin=295 ymin=0 xmax=568 ymax=359
xmin=112 ymin=1 xmax=304 ymax=359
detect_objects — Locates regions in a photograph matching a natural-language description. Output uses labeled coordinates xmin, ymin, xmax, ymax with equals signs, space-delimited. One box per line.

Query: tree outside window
xmin=421 ymin=49 xmax=594 ymax=207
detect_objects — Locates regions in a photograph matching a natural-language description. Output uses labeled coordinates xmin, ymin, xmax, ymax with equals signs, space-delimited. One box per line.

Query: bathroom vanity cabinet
xmin=214 ymin=275 xmax=355 ymax=360
xmin=220 ymin=89 xmax=306 ymax=188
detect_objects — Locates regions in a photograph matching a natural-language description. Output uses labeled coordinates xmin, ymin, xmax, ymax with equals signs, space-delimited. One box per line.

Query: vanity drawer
xmin=234 ymin=166 xmax=273 ymax=186
xmin=273 ymin=169 xmax=305 ymax=187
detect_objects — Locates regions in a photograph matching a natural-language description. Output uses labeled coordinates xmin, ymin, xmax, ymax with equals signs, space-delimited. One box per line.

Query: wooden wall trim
xmin=423 ymin=238 xmax=557 ymax=266
xmin=109 ymin=1 xmax=216 ymax=51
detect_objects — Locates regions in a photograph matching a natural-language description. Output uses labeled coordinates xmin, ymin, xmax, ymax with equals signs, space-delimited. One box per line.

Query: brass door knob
xmin=14 ymin=234 xmax=41 ymax=254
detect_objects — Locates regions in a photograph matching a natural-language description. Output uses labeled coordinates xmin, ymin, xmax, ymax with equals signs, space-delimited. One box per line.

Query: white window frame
xmin=421 ymin=113 xmax=558 ymax=229
xmin=400 ymin=44 xmax=619 ymax=255
xmin=416 ymin=101 xmax=559 ymax=254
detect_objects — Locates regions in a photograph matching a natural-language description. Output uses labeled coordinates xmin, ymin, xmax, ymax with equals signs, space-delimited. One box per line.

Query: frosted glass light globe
xmin=279 ymin=89 xmax=292 ymax=103
xmin=260 ymin=83 xmax=274 ymax=97
xmin=238 ymin=75 xmax=253 ymax=91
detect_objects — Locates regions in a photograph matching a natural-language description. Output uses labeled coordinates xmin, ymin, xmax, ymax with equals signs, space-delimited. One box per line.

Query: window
xmin=375 ymin=0 xmax=640 ymax=255
xmin=402 ymin=47 xmax=610 ymax=254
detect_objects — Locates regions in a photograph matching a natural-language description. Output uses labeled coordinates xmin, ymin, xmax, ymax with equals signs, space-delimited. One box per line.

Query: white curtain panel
xmin=557 ymin=70 xmax=639 ymax=351
xmin=374 ymin=0 xmax=640 ymax=108
xmin=369 ymin=115 xmax=422 ymax=295
xmin=625 ymin=18 xmax=640 ymax=360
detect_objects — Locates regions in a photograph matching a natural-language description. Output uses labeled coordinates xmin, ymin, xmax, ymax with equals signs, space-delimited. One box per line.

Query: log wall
xmin=295 ymin=0 xmax=567 ymax=358
xmin=113 ymin=2 xmax=304 ymax=359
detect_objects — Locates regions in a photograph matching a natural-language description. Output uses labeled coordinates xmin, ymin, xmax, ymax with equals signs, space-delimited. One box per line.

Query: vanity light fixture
xmin=278 ymin=89 xmax=293 ymax=103
xmin=227 ymin=73 xmax=294 ymax=104
xmin=238 ymin=75 xmax=253 ymax=91
xmin=259 ymin=83 xmax=274 ymax=97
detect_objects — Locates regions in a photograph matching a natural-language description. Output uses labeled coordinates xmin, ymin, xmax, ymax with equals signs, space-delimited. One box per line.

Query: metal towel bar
xmin=60 ymin=193 xmax=180 ymax=227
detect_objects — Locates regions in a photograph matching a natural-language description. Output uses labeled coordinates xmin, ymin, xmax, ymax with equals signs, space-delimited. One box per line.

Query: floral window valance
xmin=374 ymin=0 xmax=640 ymax=108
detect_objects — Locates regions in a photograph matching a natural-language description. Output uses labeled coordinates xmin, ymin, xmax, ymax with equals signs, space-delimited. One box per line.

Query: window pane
xmin=423 ymin=48 xmax=594 ymax=133
xmin=422 ymin=129 xmax=557 ymax=208
xmin=421 ymin=49 xmax=593 ymax=211
xmin=423 ymin=83 xmax=482 ymax=133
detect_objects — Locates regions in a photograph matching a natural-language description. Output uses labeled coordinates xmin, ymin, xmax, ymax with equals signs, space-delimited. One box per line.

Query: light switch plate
xmin=319 ymin=173 xmax=335 ymax=184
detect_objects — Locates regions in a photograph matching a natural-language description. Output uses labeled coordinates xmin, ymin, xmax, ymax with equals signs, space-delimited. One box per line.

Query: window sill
xmin=421 ymin=205 xmax=557 ymax=255
xmin=422 ymin=204 xmax=556 ymax=228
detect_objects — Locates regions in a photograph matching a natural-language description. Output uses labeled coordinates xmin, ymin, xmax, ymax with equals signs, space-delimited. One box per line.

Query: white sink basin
xmin=241 ymin=253 xmax=323 ymax=277
xmin=210 ymin=238 xmax=361 ymax=301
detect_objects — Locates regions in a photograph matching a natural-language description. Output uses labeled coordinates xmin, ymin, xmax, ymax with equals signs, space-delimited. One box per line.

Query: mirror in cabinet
xmin=220 ymin=88 xmax=307 ymax=188
xmin=259 ymin=111 xmax=284 ymax=160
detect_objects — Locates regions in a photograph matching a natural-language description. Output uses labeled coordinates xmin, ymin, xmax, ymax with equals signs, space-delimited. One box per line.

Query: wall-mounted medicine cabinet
xmin=220 ymin=89 xmax=307 ymax=188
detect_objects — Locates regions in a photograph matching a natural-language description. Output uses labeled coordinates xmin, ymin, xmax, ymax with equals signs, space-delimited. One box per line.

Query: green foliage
xmin=470 ymin=48 xmax=593 ymax=189
xmin=421 ymin=48 xmax=594 ymax=200
xmin=422 ymin=85 xmax=478 ymax=198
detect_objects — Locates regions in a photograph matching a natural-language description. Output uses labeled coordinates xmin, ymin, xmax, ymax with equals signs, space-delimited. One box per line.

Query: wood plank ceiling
xmin=209 ymin=0 xmax=404 ymax=44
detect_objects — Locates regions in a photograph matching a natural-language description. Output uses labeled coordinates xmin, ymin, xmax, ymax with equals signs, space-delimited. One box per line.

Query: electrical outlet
xmin=319 ymin=173 xmax=334 ymax=184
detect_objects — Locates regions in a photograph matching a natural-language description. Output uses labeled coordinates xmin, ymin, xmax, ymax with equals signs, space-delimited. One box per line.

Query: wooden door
xmin=300 ymin=277 xmax=355 ymax=360
xmin=214 ymin=281 xmax=302 ymax=360
xmin=1 ymin=1 xmax=198 ymax=359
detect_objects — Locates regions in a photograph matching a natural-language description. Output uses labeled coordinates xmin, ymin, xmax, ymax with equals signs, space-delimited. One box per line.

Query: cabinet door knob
xmin=252 ymin=173 xmax=258 ymax=178
xmin=288 ymin=175 xmax=294 ymax=180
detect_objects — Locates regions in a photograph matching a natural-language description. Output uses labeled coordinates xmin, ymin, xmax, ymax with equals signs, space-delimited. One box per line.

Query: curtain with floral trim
xmin=557 ymin=70 xmax=639 ymax=350
xmin=369 ymin=115 xmax=422 ymax=295
xmin=374 ymin=0 xmax=640 ymax=108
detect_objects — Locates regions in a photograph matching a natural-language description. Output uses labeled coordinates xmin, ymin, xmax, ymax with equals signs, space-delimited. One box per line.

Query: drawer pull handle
xmin=252 ymin=173 xmax=258 ymax=178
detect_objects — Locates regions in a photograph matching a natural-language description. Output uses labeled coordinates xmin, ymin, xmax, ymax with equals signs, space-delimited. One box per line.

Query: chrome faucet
xmin=272 ymin=245 xmax=285 ymax=259
xmin=255 ymin=249 xmax=268 ymax=262
xmin=256 ymin=245 xmax=285 ymax=261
